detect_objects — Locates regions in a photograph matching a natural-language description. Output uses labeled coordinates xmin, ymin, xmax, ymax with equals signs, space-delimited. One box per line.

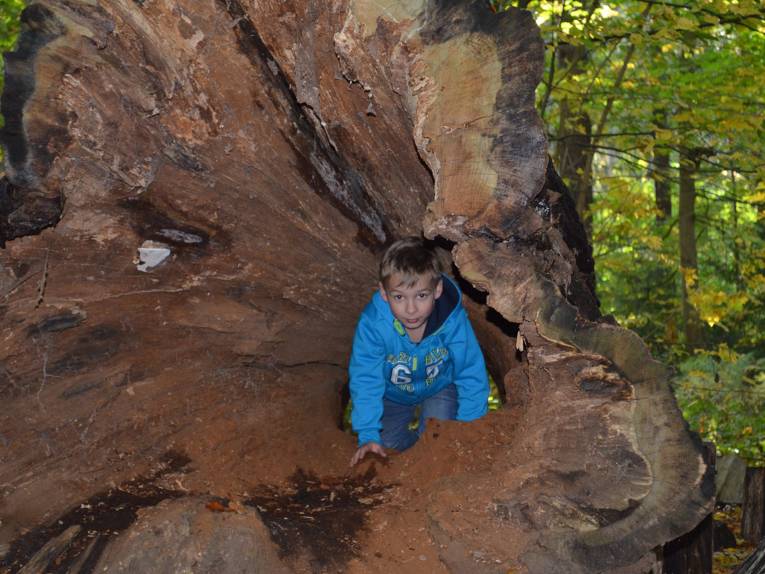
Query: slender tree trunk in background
xmin=653 ymin=109 xmax=672 ymax=221
xmin=729 ymin=169 xmax=743 ymax=288
xmin=679 ymin=149 xmax=704 ymax=350
xmin=555 ymin=1 xmax=641 ymax=234
xmin=653 ymin=148 xmax=672 ymax=221
xmin=648 ymin=127 xmax=674 ymax=344
xmin=732 ymin=204 xmax=742 ymax=287
xmin=555 ymin=43 xmax=593 ymax=233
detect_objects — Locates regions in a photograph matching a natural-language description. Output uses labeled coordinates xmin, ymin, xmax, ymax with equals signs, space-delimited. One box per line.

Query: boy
xmin=349 ymin=237 xmax=490 ymax=466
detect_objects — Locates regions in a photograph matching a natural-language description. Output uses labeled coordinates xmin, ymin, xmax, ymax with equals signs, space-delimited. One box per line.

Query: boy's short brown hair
xmin=379 ymin=237 xmax=442 ymax=289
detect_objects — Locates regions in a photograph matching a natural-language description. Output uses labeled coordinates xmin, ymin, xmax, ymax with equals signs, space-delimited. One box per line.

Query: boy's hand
xmin=350 ymin=442 xmax=387 ymax=466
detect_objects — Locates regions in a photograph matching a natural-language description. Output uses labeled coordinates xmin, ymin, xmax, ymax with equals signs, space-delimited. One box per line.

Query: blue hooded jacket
xmin=349 ymin=274 xmax=489 ymax=446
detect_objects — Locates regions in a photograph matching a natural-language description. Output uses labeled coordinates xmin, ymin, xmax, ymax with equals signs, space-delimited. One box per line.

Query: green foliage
xmin=672 ymin=348 xmax=765 ymax=466
xmin=591 ymin=178 xmax=681 ymax=354
xmin=0 ymin=1 xmax=23 ymax=53
xmin=487 ymin=372 xmax=502 ymax=411
xmin=0 ymin=0 xmax=25 ymax=160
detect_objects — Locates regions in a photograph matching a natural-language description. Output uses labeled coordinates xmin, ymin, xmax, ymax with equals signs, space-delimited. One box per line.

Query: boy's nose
xmin=405 ymin=299 xmax=416 ymax=313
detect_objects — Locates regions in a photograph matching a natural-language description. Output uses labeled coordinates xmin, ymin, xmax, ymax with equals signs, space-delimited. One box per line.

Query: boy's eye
xmin=418 ymin=292 xmax=430 ymax=299
xmin=393 ymin=295 xmax=403 ymax=301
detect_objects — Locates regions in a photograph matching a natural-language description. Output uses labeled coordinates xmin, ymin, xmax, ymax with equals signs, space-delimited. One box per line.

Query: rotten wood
xmin=17 ymin=525 xmax=80 ymax=574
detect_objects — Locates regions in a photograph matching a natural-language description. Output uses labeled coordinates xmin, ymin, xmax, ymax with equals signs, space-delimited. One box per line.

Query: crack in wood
xmin=217 ymin=0 xmax=391 ymax=248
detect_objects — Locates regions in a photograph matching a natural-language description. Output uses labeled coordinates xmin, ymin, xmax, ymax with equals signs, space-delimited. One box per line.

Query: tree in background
xmin=493 ymin=0 xmax=765 ymax=466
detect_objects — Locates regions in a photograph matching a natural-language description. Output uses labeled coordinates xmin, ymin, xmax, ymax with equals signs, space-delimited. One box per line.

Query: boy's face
xmin=380 ymin=273 xmax=443 ymax=336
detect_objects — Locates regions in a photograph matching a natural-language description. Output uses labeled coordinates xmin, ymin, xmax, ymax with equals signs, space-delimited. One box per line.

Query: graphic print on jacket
xmin=386 ymin=347 xmax=450 ymax=393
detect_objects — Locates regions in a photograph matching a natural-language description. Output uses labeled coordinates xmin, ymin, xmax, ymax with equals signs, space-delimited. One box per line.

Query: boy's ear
xmin=378 ymin=282 xmax=389 ymax=302
xmin=434 ymin=278 xmax=443 ymax=299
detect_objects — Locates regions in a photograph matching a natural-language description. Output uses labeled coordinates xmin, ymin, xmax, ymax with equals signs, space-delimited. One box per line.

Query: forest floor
xmin=713 ymin=505 xmax=756 ymax=574
xmin=0 ymin=357 xmax=527 ymax=573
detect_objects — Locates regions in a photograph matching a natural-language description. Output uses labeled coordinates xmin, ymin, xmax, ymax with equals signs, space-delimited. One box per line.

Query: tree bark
xmin=652 ymin=108 xmax=672 ymax=221
xmin=0 ymin=1 xmax=712 ymax=572
xmin=742 ymin=467 xmax=765 ymax=544
xmin=661 ymin=443 xmax=715 ymax=574
xmin=653 ymin=148 xmax=672 ymax=221
xmin=662 ymin=515 xmax=713 ymax=574
xmin=679 ymin=149 xmax=704 ymax=350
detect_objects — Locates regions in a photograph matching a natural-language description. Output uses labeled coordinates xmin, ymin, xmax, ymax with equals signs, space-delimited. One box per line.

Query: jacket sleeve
xmin=349 ymin=313 xmax=386 ymax=446
xmin=451 ymin=309 xmax=490 ymax=421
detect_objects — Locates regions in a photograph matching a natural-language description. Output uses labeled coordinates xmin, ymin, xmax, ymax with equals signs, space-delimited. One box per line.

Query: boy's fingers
xmin=350 ymin=443 xmax=387 ymax=467
xmin=350 ymin=448 xmax=365 ymax=466
xmin=368 ymin=443 xmax=385 ymax=456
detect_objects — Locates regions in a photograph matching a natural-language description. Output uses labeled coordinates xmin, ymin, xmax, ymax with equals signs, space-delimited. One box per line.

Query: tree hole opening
xmin=336 ymin=245 xmax=524 ymax=438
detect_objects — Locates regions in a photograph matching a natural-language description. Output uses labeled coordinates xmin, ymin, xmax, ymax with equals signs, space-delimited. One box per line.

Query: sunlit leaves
xmin=0 ymin=0 xmax=25 ymax=151
xmin=672 ymin=349 xmax=765 ymax=466
xmin=688 ymin=289 xmax=749 ymax=328
xmin=0 ymin=0 xmax=24 ymax=76
xmin=0 ymin=0 xmax=23 ymax=47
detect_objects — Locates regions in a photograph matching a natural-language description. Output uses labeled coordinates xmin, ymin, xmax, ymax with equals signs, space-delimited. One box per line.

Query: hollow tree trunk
xmin=1 ymin=1 xmax=712 ymax=573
